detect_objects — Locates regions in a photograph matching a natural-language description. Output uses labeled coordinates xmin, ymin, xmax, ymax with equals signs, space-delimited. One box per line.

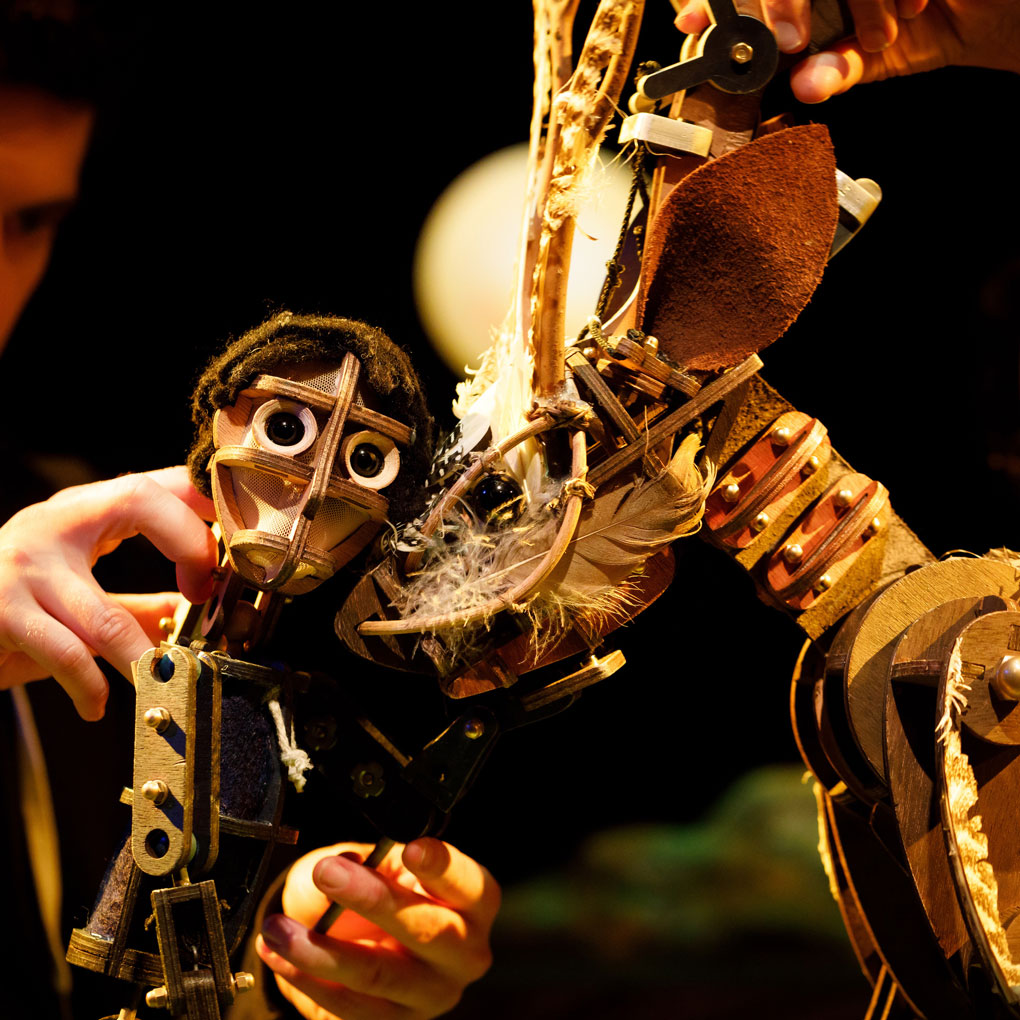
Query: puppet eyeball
xmin=253 ymin=400 xmax=318 ymax=455
xmin=471 ymin=473 xmax=524 ymax=526
xmin=344 ymin=431 xmax=400 ymax=489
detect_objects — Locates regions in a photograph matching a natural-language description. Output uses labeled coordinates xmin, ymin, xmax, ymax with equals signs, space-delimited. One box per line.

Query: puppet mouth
xmin=227 ymin=529 xmax=340 ymax=593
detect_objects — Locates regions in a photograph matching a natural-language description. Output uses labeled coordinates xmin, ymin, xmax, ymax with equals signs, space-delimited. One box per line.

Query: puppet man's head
xmin=188 ymin=313 xmax=433 ymax=595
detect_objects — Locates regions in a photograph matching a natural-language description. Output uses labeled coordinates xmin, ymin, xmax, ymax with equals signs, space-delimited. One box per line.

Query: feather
xmin=392 ymin=433 xmax=713 ymax=664
xmin=503 ymin=432 xmax=714 ymax=599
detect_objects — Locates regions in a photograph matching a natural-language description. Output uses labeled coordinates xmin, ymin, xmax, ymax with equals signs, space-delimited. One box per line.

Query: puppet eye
xmin=471 ymin=473 xmax=524 ymax=526
xmin=344 ymin=431 xmax=400 ymax=489
xmin=252 ymin=400 xmax=318 ymax=455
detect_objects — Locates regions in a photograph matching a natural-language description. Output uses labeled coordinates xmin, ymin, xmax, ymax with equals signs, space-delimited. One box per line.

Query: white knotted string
xmin=267 ymin=696 xmax=313 ymax=792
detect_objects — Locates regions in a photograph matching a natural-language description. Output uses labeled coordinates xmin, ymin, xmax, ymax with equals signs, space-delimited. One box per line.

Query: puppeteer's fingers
xmin=142 ymin=464 xmax=217 ymax=521
xmin=65 ymin=473 xmax=218 ymax=602
xmin=674 ymin=0 xmax=710 ymax=35
xmin=113 ymin=592 xmax=186 ymax=645
xmin=259 ymin=920 xmax=446 ymax=1011
xmin=402 ymin=839 xmax=501 ymax=922
xmin=0 ymin=651 xmax=54 ymax=688
xmin=761 ymin=0 xmax=810 ymax=52
xmin=789 ymin=42 xmax=866 ymax=101
xmin=847 ymin=0 xmax=899 ymax=51
xmin=311 ymin=855 xmax=470 ymax=967
xmin=0 ymin=611 xmax=109 ymax=719
xmin=257 ymin=942 xmax=415 ymax=1020
xmin=41 ymin=577 xmax=158 ymax=684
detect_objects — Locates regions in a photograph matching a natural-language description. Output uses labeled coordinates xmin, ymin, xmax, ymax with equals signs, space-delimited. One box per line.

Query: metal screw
xmin=145 ymin=986 xmax=168 ymax=1009
xmin=815 ymin=574 xmax=833 ymax=593
xmin=783 ymin=543 xmax=804 ymax=565
xmin=141 ymin=780 xmax=169 ymax=805
xmin=834 ymin=488 xmax=854 ymax=509
xmin=752 ymin=512 xmax=770 ymax=533
xmin=771 ymin=425 xmax=793 ymax=447
xmin=351 ymin=763 xmax=385 ymax=799
xmin=866 ymin=516 xmax=883 ymax=536
xmin=802 ymin=455 xmax=820 ymax=477
xmin=463 ymin=718 xmax=485 ymax=740
xmin=731 ymin=41 xmax=754 ymax=63
xmin=144 ymin=707 xmax=171 ymax=732
xmin=722 ymin=482 xmax=740 ymax=504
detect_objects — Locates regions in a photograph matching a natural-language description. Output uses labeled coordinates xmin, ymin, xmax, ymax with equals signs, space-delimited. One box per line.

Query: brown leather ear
xmin=638 ymin=124 xmax=838 ymax=371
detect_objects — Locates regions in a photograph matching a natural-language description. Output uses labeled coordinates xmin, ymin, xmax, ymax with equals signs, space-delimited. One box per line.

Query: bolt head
xmin=141 ymin=780 xmax=169 ymax=805
xmin=143 ymin=707 xmax=171 ymax=731
xmin=771 ymin=426 xmax=793 ymax=447
xmin=145 ymin=986 xmax=169 ymax=1009
xmin=722 ymin=482 xmax=741 ymax=504
xmin=835 ymin=488 xmax=854 ymax=509
xmin=731 ymin=41 xmax=754 ymax=64
xmin=751 ymin=512 xmax=770 ymax=533
xmin=783 ymin=543 xmax=804 ymax=566
xmin=463 ymin=717 xmax=485 ymax=740
xmin=233 ymin=972 xmax=255 ymax=994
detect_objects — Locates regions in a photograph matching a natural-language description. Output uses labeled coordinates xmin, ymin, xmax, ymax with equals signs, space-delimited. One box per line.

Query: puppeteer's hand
xmin=674 ymin=0 xmax=1020 ymax=103
xmin=257 ymin=839 xmax=500 ymax=1020
xmin=0 ymin=465 xmax=217 ymax=720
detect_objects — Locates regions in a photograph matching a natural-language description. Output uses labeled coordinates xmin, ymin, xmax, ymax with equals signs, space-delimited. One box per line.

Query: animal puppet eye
xmin=252 ymin=400 xmax=318 ymax=455
xmin=471 ymin=473 xmax=524 ymax=526
xmin=343 ymin=431 xmax=400 ymax=489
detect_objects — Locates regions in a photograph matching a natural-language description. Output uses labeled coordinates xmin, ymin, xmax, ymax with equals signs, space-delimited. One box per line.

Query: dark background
xmin=3 ymin=3 xmax=1020 ymax=1017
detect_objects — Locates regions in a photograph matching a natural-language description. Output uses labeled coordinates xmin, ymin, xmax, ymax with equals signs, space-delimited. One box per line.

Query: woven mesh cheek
xmin=230 ymin=468 xmax=369 ymax=551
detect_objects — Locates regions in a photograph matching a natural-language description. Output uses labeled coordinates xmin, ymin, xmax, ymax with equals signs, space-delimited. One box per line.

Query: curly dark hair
xmin=187 ymin=312 xmax=435 ymax=525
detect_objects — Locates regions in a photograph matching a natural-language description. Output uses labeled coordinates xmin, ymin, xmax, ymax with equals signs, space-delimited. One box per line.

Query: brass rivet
xmin=234 ymin=972 xmax=255 ymax=995
xmin=722 ymin=482 xmax=741 ymax=504
xmin=752 ymin=512 xmax=770 ymax=533
xmin=771 ymin=426 xmax=792 ymax=447
xmin=463 ymin=718 xmax=486 ymax=740
xmin=866 ymin=516 xmax=883 ymax=536
xmin=644 ymin=336 xmax=659 ymax=353
xmin=783 ymin=543 xmax=804 ymax=565
xmin=158 ymin=616 xmax=175 ymax=634
xmin=731 ymin=41 xmax=754 ymax=64
xmin=835 ymin=488 xmax=853 ymax=509
xmin=815 ymin=574 xmax=833 ymax=592
xmin=141 ymin=780 xmax=169 ymax=805
xmin=802 ymin=455 xmax=820 ymax=477
xmin=145 ymin=987 xmax=169 ymax=1010
xmin=144 ymin=707 xmax=171 ymax=732
xmin=582 ymin=346 xmax=597 ymax=359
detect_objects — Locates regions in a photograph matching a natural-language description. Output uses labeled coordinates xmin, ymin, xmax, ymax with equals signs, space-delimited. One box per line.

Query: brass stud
xmin=463 ymin=718 xmax=486 ymax=740
xmin=994 ymin=656 xmax=1020 ymax=701
xmin=722 ymin=482 xmax=741 ymax=504
xmin=158 ymin=616 xmax=175 ymax=634
xmin=834 ymin=488 xmax=854 ymax=509
xmin=731 ymin=41 xmax=754 ymax=64
xmin=143 ymin=707 xmax=172 ymax=732
xmin=644 ymin=336 xmax=659 ymax=354
xmin=752 ymin=512 xmax=770 ymax=533
xmin=783 ymin=543 xmax=804 ymax=565
xmin=802 ymin=455 xmax=820 ymax=477
xmin=145 ymin=987 xmax=169 ymax=1010
xmin=771 ymin=426 xmax=793 ymax=447
xmin=815 ymin=574 xmax=833 ymax=593
xmin=582 ymin=346 xmax=597 ymax=360
xmin=866 ymin=516 xmax=883 ymax=536
xmin=234 ymin=972 xmax=256 ymax=995
xmin=141 ymin=780 xmax=169 ymax=805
